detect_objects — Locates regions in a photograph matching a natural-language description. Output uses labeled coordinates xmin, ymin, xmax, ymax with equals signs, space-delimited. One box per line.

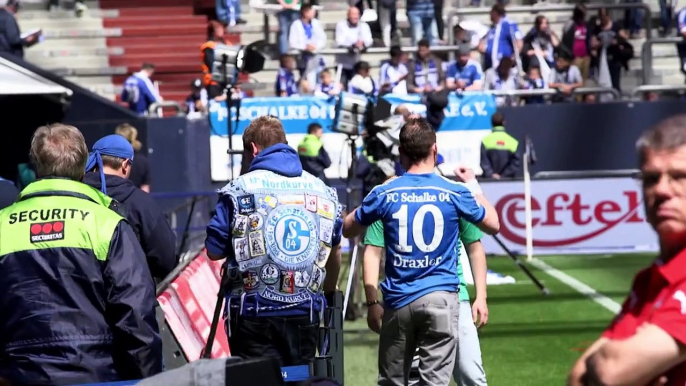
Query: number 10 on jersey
xmin=391 ymin=204 xmax=444 ymax=253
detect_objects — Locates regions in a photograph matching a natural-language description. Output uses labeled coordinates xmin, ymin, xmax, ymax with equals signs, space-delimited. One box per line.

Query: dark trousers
xmin=229 ymin=314 xmax=320 ymax=369
xmin=434 ymin=0 xmax=444 ymax=41
xmin=341 ymin=68 xmax=355 ymax=88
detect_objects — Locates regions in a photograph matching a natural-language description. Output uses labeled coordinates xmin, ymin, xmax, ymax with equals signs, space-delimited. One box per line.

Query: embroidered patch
xmin=237 ymin=194 xmax=256 ymax=215
xmin=280 ymin=271 xmax=295 ymax=294
xmin=305 ymin=194 xmax=317 ymax=212
xmin=242 ymin=270 xmax=259 ymax=290
xmin=264 ymin=205 xmax=318 ymax=270
xmin=317 ymin=198 xmax=335 ymax=220
xmin=248 ymin=231 xmax=266 ymax=257
xmin=279 ymin=194 xmax=305 ymax=205
xmin=30 ymin=221 xmax=64 ymax=243
xmin=234 ymin=237 xmax=250 ymax=262
xmin=309 ymin=266 xmax=324 ymax=293
xmin=232 ymin=214 xmax=248 ymax=237
xmin=316 ymin=243 xmax=332 ymax=268
xmin=319 ymin=217 xmax=334 ymax=245
xmin=248 ymin=213 xmax=263 ymax=231
xmin=260 ymin=263 xmax=279 ymax=285
xmin=294 ymin=270 xmax=311 ymax=288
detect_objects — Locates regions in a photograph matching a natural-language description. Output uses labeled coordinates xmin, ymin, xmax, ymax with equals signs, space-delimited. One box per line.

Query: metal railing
xmin=148 ymin=101 xmax=185 ymax=116
xmin=572 ymin=86 xmax=620 ymax=100
xmin=287 ymin=45 xmax=462 ymax=56
xmin=631 ymin=84 xmax=686 ymax=98
xmin=472 ymin=86 xmax=620 ymax=100
xmin=641 ymin=37 xmax=682 ymax=85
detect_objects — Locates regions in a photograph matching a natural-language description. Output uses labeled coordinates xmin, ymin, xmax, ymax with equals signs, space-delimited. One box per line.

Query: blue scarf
xmin=85 ymin=135 xmax=135 ymax=195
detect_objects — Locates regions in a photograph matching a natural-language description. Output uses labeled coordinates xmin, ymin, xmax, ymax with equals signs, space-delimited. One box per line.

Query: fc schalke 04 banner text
xmin=208 ymin=93 xmax=497 ymax=181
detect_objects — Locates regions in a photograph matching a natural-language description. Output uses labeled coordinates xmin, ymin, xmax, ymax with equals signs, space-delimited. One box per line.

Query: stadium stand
xmin=15 ymin=0 xmax=686 ymax=102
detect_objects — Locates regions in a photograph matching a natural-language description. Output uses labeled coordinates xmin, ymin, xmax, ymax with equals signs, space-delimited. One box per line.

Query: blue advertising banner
xmin=208 ymin=93 xmax=497 ymax=181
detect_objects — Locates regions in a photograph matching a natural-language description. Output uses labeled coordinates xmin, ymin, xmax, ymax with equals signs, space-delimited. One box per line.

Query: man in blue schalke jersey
xmin=342 ymin=117 xmax=500 ymax=386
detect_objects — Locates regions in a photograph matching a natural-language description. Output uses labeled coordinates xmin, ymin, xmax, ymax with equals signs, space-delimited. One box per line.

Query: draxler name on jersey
xmin=264 ymin=205 xmax=319 ymax=270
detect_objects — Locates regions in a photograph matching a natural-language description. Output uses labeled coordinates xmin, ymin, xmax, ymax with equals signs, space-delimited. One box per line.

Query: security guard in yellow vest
xmin=480 ymin=112 xmax=521 ymax=179
xmin=297 ymin=122 xmax=332 ymax=184
xmin=0 ymin=124 xmax=163 ymax=385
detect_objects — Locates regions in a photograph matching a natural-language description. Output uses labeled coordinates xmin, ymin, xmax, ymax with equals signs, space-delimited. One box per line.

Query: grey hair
xmin=30 ymin=124 xmax=89 ymax=181
xmin=636 ymin=115 xmax=686 ymax=164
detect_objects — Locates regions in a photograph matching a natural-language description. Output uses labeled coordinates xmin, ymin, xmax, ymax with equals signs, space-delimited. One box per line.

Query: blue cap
xmin=85 ymin=134 xmax=134 ymax=195
xmin=437 ymin=153 xmax=445 ymax=165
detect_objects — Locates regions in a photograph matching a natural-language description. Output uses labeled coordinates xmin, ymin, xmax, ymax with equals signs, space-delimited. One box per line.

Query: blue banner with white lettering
xmin=208 ymin=93 xmax=496 ymax=181
xmin=208 ymin=93 xmax=496 ymax=135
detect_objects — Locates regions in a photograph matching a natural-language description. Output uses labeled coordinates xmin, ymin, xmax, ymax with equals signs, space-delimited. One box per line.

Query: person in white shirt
xmin=378 ymin=46 xmax=409 ymax=95
xmin=348 ymin=61 xmax=378 ymax=96
xmin=335 ymin=7 xmax=374 ymax=86
xmin=289 ymin=4 xmax=327 ymax=87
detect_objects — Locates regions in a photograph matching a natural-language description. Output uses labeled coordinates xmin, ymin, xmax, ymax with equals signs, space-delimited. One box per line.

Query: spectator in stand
xmin=677 ymin=6 xmax=686 ymax=77
xmin=289 ymin=4 xmax=327 ymax=87
xmin=121 ymin=63 xmax=161 ymax=116
xmin=348 ymin=61 xmax=378 ymax=96
xmin=561 ymin=4 xmax=591 ymax=83
xmin=297 ymin=122 xmax=332 ymax=184
xmin=0 ymin=176 xmax=17 ymax=210
xmin=216 ymin=0 xmax=246 ymax=26
xmin=335 ymin=7 xmax=374 ymax=86
xmin=483 ymin=57 xmax=520 ymax=107
xmin=377 ymin=0 xmax=398 ymax=48
xmin=584 ymin=93 xmax=598 ymax=103
xmin=548 ymin=49 xmax=583 ymax=103
xmin=83 ymin=135 xmax=178 ymax=282
xmin=184 ymin=79 xmax=209 ymax=116
xmin=277 ymin=0 xmax=300 ymax=55
xmin=115 ymin=124 xmax=151 ymax=193
xmin=522 ymin=15 xmax=558 ymax=76
xmin=446 ymin=44 xmax=484 ymax=91
xmin=275 ymin=54 xmax=300 ymax=97
xmin=479 ymin=4 xmax=523 ymax=71
xmin=379 ymin=45 xmax=409 ymax=95
xmin=0 ymin=0 xmax=37 ymax=59
xmin=406 ymin=0 xmax=438 ymax=46
xmin=201 ymin=21 xmax=231 ymax=100
xmin=406 ymin=39 xmax=445 ymax=94
xmin=47 ymin=0 xmax=86 ymax=16
xmin=659 ymin=0 xmax=675 ymax=36
xmin=624 ymin=0 xmax=643 ymax=39
xmin=480 ymin=112 xmax=521 ymax=179
xmin=314 ymin=69 xmax=341 ymax=98
xmin=590 ymin=8 xmax=632 ymax=93
xmin=0 ymin=124 xmax=163 ymax=385
xmin=433 ymin=0 xmax=444 ymax=42
xmin=523 ymin=64 xmax=547 ymax=104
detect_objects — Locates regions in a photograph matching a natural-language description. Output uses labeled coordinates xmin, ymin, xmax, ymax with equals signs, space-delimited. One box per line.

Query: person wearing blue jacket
xmin=0 ymin=176 xmax=17 ymax=210
xmin=205 ymin=116 xmax=343 ymax=376
xmin=121 ymin=63 xmax=161 ymax=115
xmin=83 ymin=135 xmax=178 ymax=281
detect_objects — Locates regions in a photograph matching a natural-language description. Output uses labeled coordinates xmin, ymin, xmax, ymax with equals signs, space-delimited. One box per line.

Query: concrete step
xmin=29 ymin=37 xmax=107 ymax=49
xmin=18 ymin=18 xmax=104 ymax=30
xmin=27 ymin=55 xmax=110 ymax=68
xmin=27 ymin=46 xmax=122 ymax=57
xmin=65 ymin=75 xmax=114 ymax=85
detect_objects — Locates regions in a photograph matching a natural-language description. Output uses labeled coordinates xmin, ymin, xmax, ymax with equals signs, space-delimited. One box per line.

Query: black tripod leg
xmin=203 ymin=264 xmax=229 ymax=358
xmin=492 ymin=235 xmax=550 ymax=295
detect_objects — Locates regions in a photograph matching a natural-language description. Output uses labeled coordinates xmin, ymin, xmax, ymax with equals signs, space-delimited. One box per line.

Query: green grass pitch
xmin=340 ymin=253 xmax=654 ymax=385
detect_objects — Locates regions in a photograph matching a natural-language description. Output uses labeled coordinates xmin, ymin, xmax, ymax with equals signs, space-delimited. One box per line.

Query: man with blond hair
xmin=205 ymin=116 xmax=343 ymax=375
xmin=0 ymin=124 xmax=163 ymax=385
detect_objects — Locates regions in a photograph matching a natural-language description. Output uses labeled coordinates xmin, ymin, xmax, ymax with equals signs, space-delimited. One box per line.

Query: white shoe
xmin=75 ymin=2 xmax=87 ymax=17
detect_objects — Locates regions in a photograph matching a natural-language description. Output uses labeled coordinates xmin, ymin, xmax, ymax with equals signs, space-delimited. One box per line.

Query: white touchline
xmin=529 ymin=258 xmax=622 ymax=315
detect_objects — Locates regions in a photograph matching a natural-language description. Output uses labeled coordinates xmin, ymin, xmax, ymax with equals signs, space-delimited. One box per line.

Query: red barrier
xmin=157 ymin=250 xmax=231 ymax=361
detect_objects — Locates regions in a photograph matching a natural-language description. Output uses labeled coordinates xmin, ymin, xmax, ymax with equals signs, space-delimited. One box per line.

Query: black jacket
xmin=0 ymin=179 xmax=163 ymax=385
xmin=0 ymin=178 xmax=17 ymax=210
xmin=83 ymin=172 xmax=178 ymax=280
xmin=0 ymin=9 xmax=24 ymax=58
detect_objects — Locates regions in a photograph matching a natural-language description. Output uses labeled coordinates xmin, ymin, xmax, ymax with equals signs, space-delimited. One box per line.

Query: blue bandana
xmin=85 ymin=134 xmax=134 ymax=195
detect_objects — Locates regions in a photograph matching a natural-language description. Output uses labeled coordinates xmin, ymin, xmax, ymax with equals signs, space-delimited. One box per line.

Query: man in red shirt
xmin=568 ymin=115 xmax=686 ymax=386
